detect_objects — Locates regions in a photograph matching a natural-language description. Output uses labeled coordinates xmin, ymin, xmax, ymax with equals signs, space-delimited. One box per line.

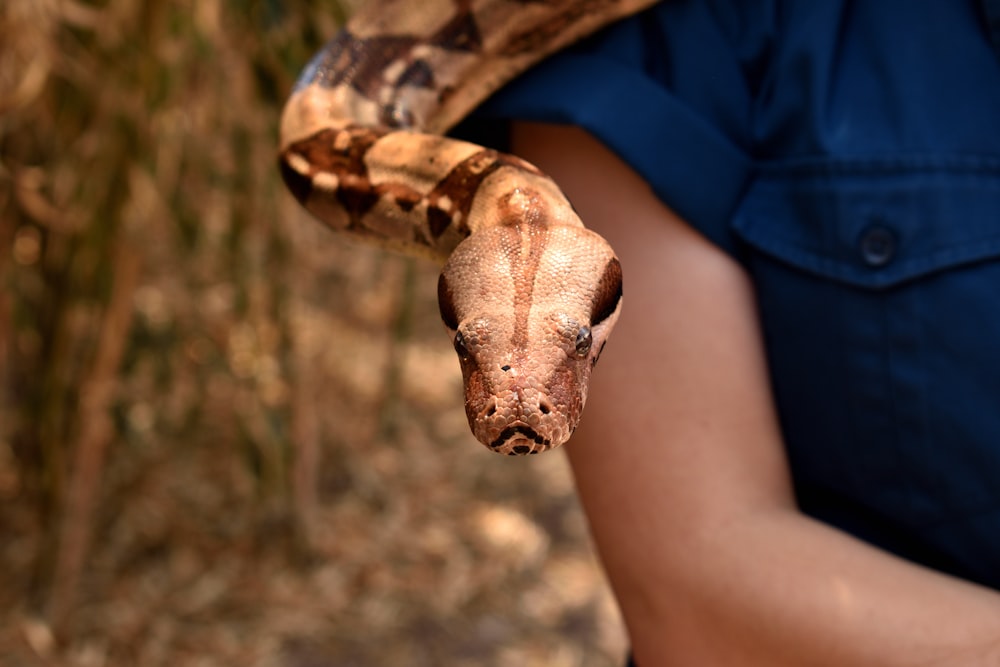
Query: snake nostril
xmin=485 ymin=402 xmax=497 ymax=417
xmin=538 ymin=399 xmax=552 ymax=416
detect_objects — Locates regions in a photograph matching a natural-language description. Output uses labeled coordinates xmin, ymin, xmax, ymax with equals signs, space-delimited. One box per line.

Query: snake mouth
xmin=489 ymin=425 xmax=551 ymax=455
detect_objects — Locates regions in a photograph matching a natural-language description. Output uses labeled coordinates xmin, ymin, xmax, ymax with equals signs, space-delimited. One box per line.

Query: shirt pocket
xmin=731 ymin=158 xmax=1000 ymax=535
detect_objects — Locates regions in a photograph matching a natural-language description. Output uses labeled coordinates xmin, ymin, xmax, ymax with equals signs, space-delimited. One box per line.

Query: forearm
xmin=581 ymin=479 xmax=1000 ymax=665
xmin=570 ymin=398 xmax=1000 ymax=665
xmin=697 ymin=509 xmax=1000 ymax=666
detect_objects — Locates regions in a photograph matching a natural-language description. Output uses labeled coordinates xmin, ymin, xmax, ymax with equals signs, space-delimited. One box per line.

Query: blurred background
xmin=0 ymin=1 xmax=625 ymax=665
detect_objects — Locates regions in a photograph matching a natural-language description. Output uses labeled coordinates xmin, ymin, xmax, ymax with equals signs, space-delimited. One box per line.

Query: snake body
xmin=279 ymin=0 xmax=656 ymax=454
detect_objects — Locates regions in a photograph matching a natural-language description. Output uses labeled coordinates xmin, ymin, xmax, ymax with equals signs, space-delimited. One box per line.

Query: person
xmin=470 ymin=1 xmax=1000 ymax=663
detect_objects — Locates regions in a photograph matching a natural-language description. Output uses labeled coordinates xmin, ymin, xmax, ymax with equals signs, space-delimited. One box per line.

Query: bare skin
xmin=511 ymin=122 xmax=1000 ymax=666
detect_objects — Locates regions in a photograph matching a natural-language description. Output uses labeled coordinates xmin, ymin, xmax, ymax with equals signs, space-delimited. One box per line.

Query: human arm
xmin=510 ymin=122 xmax=1000 ymax=666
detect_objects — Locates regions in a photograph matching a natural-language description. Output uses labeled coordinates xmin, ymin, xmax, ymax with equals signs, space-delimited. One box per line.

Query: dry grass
xmin=0 ymin=1 xmax=625 ymax=665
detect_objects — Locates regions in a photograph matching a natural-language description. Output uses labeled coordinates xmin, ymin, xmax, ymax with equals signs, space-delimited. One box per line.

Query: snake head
xmin=437 ymin=223 xmax=623 ymax=455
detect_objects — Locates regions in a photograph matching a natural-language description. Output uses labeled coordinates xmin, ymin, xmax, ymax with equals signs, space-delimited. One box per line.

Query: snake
xmin=279 ymin=0 xmax=657 ymax=455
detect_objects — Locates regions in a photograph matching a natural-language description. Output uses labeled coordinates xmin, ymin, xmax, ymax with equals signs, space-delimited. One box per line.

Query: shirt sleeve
xmin=466 ymin=1 xmax=760 ymax=255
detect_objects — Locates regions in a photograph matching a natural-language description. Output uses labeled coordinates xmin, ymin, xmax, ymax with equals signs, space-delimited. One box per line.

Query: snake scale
xmin=279 ymin=0 xmax=657 ymax=455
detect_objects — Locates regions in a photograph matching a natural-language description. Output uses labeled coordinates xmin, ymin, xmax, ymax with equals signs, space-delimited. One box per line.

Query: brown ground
xmin=0 ymin=1 xmax=625 ymax=665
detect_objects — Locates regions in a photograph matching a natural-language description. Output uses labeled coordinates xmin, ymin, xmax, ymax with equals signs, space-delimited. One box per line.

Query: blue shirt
xmin=474 ymin=0 xmax=1000 ymax=589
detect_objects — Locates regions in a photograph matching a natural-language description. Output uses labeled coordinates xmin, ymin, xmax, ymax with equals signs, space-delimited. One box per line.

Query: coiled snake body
xmin=279 ymin=0 xmax=657 ymax=454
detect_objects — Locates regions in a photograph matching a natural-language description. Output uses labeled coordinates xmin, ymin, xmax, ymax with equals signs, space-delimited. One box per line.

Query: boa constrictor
xmin=279 ymin=0 xmax=657 ymax=455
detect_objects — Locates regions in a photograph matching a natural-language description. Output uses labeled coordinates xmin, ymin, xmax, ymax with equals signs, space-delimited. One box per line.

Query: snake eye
xmin=590 ymin=257 xmax=623 ymax=326
xmin=575 ymin=326 xmax=593 ymax=356
xmin=437 ymin=273 xmax=459 ymax=330
xmin=453 ymin=330 xmax=470 ymax=359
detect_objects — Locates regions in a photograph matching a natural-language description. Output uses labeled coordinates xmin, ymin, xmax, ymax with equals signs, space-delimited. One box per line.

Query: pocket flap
xmin=733 ymin=158 xmax=1000 ymax=289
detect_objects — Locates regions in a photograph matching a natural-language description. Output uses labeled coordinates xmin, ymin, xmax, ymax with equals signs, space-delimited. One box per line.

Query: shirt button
xmin=859 ymin=224 xmax=896 ymax=267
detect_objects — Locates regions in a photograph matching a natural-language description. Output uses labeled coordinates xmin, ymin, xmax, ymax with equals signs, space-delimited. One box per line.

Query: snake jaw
xmin=455 ymin=320 xmax=611 ymax=453
xmin=488 ymin=423 xmax=551 ymax=455
xmin=450 ymin=330 xmax=571 ymax=453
